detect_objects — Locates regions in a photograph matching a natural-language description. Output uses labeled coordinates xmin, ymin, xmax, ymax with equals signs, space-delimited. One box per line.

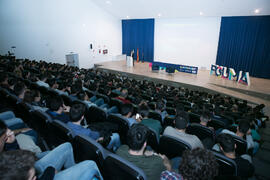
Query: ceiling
xmin=91 ymin=0 xmax=270 ymax=19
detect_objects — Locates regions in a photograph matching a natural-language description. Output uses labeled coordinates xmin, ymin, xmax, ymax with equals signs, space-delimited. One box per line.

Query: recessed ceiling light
xmin=106 ymin=1 xmax=111 ymax=4
xmin=199 ymin=11 xmax=204 ymax=16
xmin=158 ymin=13 xmax=162 ymax=17
xmin=254 ymin=9 xmax=260 ymax=14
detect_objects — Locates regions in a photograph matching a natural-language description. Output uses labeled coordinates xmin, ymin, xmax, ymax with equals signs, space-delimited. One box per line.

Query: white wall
xmin=154 ymin=17 xmax=221 ymax=69
xmin=0 ymin=0 xmax=122 ymax=68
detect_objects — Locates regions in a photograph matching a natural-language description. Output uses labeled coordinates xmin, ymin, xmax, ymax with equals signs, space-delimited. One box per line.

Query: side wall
xmin=0 ymin=0 xmax=122 ymax=68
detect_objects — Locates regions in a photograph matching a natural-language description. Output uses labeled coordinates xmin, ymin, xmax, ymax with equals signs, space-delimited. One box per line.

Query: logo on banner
xmin=210 ymin=64 xmax=250 ymax=86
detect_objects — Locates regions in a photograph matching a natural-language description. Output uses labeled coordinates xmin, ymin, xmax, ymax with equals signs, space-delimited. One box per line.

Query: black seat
xmin=186 ymin=123 xmax=215 ymax=142
xmin=103 ymin=153 xmax=147 ymax=180
xmin=109 ymin=98 xmax=124 ymax=110
xmin=208 ymin=119 xmax=226 ymax=130
xmin=148 ymin=110 xmax=162 ymax=125
xmin=165 ymin=107 xmax=176 ymax=116
xmin=15 ymin=102 xmax=33 ymax=126
xmin=229 ymin=134 xmax=247 ymax=156
xmin=146 ymin=127 xmax=159 ymax=152
xmin=188 ymin=112 xmax=201 ymax=123
xmin=73 ymin=135 xmax=107 ymax=171
xmin=159 ymin=135 xmax=191 ymax=159
xmin=49 ymin=120 xmax=74 ymax=146
xmin=163 ymin=116 xmax=175 ymax=128
xmin=61 ymin=94 xmax=73 ymax=106
xmin=166 ymin=101 xmax=175 ymax=108
xmin=86 ymin=106 xmax=107 ymax=124
xmin=212 ymin=151 xmax=237 ymax=176
xmin=96 ymin=93 xmax=110 ymax=104
xmin=107 ymin=114 xmax=129 ymax=144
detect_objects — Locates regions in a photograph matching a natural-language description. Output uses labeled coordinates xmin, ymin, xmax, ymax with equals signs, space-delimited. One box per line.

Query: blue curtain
xmin=122 ymin=19 xmax=154 ymax=62
xmin=216 ymin=16 xmax=270 ymax=79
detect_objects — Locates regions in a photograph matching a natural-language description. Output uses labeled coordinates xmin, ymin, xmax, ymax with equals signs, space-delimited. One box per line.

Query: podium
xmin=66 ymin=53 xmax=79 ymax=67
xmin=126 ymin=56 xmax=133 ymax=67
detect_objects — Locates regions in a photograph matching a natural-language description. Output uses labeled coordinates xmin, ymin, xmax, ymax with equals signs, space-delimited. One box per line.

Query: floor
xmin=96 ymin=60 xmax=270 ymax=179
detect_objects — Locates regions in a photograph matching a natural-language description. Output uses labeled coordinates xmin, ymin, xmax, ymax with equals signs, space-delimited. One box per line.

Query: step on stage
xmin=95 ymin=60 xmax=270 ymax=115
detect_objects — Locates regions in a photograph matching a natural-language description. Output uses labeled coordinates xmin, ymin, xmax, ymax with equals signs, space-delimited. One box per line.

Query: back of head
xmin=156 ymin=101 xmax=164 ymax=111
xmin=120 ymin=103 xmax=134 ymax=116
xmin=23 ymin=90 xmax=34 ymax=104
xmin=0 ymin=73 xmax=8 ymax=83
xmin=69 ymin=103 xmax=86 ymax=122
xmin=238 ymin=119 xmax=250 ymax=134
xmin=138 ymin=104 xmax=149 ymax=118
xmin=179 ymin=148 xmax=218 ymax=180
xmin=77 ymin=91 xmax=86 ymax=101
xmin=217 ymin=133 xmax=235 ymax=153
xmin=175 ymin=115 xmax=188 ymax=130
xmin=49 ymin=95 xmax=64 ymax=111
xmin=14 ymin=82 xmax=26 ymax=96
xmin=0 ymin=150 xmax=36 ymax=180
xmin=127 ymin=124 xmax=149 ymax=151
xmin=71 ymin=84 xmax=81 ymax=95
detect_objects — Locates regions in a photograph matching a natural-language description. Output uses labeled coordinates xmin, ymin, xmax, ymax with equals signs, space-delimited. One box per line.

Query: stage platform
xmin=95 ymin=60 xmax=270 ymax=116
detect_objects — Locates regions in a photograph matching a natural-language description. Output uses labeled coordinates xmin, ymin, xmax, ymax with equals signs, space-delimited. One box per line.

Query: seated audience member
xmin=160 ymin=148 xmax=218 ymax=180
xmin=155 ymin=101 xmax=168 ymax=122
xmin=175 ymin=103 xmax=189 ymax=122
xmin=0 ymin=73 xmax=10 ymax=89
xmin=215 ymin=133 xmax=254 ymax=178
xmin=67 ymin=103 xmax=121 ymax=152
xmin=116 ymin=88 xmax=131 ymax=104
xmin=23 ymin=90 xmax=48 ymax=112
xmin=69 ymin=84 xmax=81 ymax=101
xmin=14 ymin=81 xmax=26 ymax=101
xmin=36 ymin=74 xmax=49 ymax=88
xmin=120 ymin=103 xmax=137 ymax=127
xmin=221 ymin=119 xmax=257 ymax=154
xmin=163 ymin=115 xmax=204 ymax=149
xmin=54 ymin=82 xmax=69 ymax=96
xmin=46 ymin=95 xmax=70 ymax=123
xmin=77 ymin=91 xmax=105 ymax=108
xmin=138 ymin=104 xmax=162 ymax=139
xmin=0 ymin=147 xmax=103 ymax=180
xmin=116 ymin=124 xmax=169 ymax=180
xmin=7 ymin=77 xmax=17 ymax=94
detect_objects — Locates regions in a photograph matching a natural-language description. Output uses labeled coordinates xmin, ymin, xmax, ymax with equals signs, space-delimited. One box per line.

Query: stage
xmin=95 ymin=60 xmax=270 ymax=116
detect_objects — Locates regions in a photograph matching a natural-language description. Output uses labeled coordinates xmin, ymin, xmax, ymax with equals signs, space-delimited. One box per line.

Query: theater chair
xmin=49 ymin=120 xmax=74 ymax=147
xmin=163 ymin=116 xmax=175 ymax=128
xmin=148 ymin=110 xmax=163 ymax=125
xmin=103 ymin=153 xmax=146 ymax=180
xmin=208 ymin=119 xmax=226 ymax=131
xmin=159 ymin=135 xmax=191 ymax=159
xmin=109 ymin=98 xmax=124 ymax=110
xmin=147 ymin=127 xmax=159 ymax=152
xmin=212 ymin=150 xmax=237 ymax=176
xmin=86 ymin=106 xmax=107 ymax=124
xmin=188 ymin=112 xmax=201 ymax=123
xmin=186 ymin=123 xmax=215 ymax=145
xmin=73 ymin=134 xmax=107 ymax=172
xmin=15 ymin=102 xmax=33 ymax=127
xmin=107 ymin=114 xmax=130 ymax=144
xmin=229 ymin=134 xmax=248 ymax=156
xmin=61 ymin=94 xmax=73 ymax=107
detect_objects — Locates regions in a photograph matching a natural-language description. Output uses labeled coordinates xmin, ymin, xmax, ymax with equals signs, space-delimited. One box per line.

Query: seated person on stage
xmin=220 ymin=119 xmax=258 ymax=154
xmin=116 ymin=124 xmax=170 ymax=180
xmin=214 ymin=133 xmax=254 ymax=178
xmin=46 ymin=95 xmax=70 ymax=123
xmin=67 ymin=103 xmax=121 ymax=152
xmin=138 ymin=104 xmax=162 ymax=139
xmin=163 ymin=115 xmax=204 ymax=149
xmin=115 ymin=88 xmax=131 ymax=104
xmin=160 ymin=148 xmax=218 ymax=180
xmin=120 ymin=103 xmax=138 ymax=127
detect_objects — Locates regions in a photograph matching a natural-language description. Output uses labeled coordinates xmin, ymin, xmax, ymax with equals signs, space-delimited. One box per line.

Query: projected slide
xmin=154 ymin=17 xmax=221 ymax=69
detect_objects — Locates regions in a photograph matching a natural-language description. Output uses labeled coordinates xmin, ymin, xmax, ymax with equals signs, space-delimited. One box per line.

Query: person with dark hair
xmin=67 ymin=103 xmax=121 ymax=152
xmin=216 ymin=133 xmax=254 ymax=178
xmin=221 ymin=119 xmax=256 ymax=152
xmin=116 ymin=124 xmax=169 ymax=180
xmin=115 ymin=88 xmax=131 ymax=104
xmin=120 ymin=103 xmax=137 ymax=127
xmin=155 ymin=101 xmax=168 ymax=122
xmin=0 ymin=147 xmax=104 ymax=180
xmin=69 ymin=84 xmax=82 ymax=101
xmin=0 ymin=73 xmax=9 ymax=89
xmin=138 ymin=104 xmax=162 ymax=139
xmin=163 ymin=115 xmax=203 ymax=149
xmin=14 ymin=81 xmax=26 ymax=100
xmin=161 ymin=148 xmax=218 ymax=180
xmin=46 ymin=95 xmax=70 ymax=123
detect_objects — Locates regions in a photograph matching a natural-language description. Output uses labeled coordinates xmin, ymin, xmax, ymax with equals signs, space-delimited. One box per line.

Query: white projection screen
xmin=154 ymin=17 xmax=221 ymax=69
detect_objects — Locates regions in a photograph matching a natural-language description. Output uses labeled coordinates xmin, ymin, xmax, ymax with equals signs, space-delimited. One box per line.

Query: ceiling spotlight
xmin=254 ymin=9 xmax=260 ymax=14
xmin=106 ymin=1 xmax=111 ymax=4
xmin=199 ymin=12 xmax=204 ymax=16
xmin=158 ymin=13 xmax=162 ymax=17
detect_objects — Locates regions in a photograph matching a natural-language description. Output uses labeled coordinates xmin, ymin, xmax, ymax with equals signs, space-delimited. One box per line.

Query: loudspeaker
xmin=166 ymin=67 xmax=175 ymax=73
xmin=152 ymin=65 xmax=159 ymax=71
